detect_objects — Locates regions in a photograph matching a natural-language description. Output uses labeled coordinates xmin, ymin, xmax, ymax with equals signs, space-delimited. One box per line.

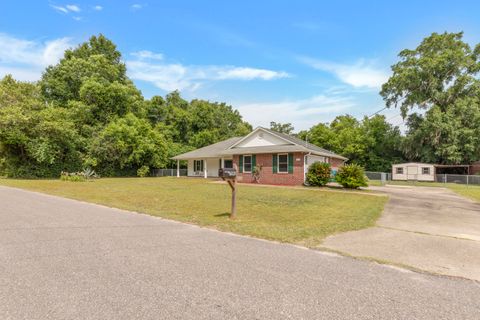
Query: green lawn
xmin=369 ymin=179 xmax=480 ymax=202
xmin=0 ymin=177 xmax=387 ymax=246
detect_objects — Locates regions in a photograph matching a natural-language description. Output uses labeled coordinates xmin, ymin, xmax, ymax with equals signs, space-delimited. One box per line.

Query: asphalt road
xmin=1 ymin=186 xmax=480 ymax=319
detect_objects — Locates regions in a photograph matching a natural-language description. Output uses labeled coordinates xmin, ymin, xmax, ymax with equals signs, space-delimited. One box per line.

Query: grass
xmin=0 ymin=177 xmax=387 ymax=247
xmin=369 ymin=179 xmax=480 ymax=202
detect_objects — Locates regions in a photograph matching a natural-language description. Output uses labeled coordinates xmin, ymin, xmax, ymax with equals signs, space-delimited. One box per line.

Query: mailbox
xmin=218 ymin=168 xmax=237 ymax=179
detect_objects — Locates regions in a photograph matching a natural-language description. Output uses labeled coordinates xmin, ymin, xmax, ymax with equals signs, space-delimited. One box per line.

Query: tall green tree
xmin=298 ymin=114 xmax=403 ymax=171
xmin=0 ymin=34 xmax=253 ymax=177
xmin=381 ymin=32 xmax=480 ymax=164
xmin=88 ymin=113 xmax=168 ymax=175
xmin=270 ymin=121 xmax=294 ymax=134
xmin=0 ymin=76 xmax=83 ymax=177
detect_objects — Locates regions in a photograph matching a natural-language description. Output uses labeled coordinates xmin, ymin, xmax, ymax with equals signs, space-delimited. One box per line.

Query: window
xmin=224 ymin=160 xmax=233 ymax=169
xmin=243 ymin=155 xmax=252 ymax=173
xmin=396 ymin=167 xmax=404 ymax=174
xmin=194 ymin=160 xmax=204 ymax=172
xmin=278 ymin=154 xmax=288 ymax=173
xmin=422 ymin=167 xmax=430 ymax=175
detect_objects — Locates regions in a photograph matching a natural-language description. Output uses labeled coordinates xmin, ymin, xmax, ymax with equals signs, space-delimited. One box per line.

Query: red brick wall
xmin=233 ymin=152 xmax=305 ymax=186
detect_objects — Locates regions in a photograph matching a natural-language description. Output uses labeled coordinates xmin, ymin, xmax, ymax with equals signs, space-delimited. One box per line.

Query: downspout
xmin=303 ymin=152 xmax=311 ymax=184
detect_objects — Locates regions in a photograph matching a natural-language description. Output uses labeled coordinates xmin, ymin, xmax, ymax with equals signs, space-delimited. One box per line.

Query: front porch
xmin=175 ymin=157 xmax=233 ymax=178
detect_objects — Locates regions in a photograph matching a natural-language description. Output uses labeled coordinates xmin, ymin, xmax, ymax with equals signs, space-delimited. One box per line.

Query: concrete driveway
xmin=1 ymin=186 xmax=480 ymax=319
xmin=323 ymin=185 xmax=480 ymax=280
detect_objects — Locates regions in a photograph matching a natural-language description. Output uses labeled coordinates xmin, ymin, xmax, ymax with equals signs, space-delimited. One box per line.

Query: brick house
xmin=171 ymin=127 xmax=347 ymax=186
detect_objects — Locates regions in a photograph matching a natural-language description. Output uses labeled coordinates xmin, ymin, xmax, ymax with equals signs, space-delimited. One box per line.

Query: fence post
xmin=444 ymin=174 xmax=447 ymax=184
xmin=467 ymin=175 xmax=469 ymax=186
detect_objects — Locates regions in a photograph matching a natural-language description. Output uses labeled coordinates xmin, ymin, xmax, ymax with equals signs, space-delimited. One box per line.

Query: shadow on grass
xmin=214 ymin=212 xmax=231 ymax=218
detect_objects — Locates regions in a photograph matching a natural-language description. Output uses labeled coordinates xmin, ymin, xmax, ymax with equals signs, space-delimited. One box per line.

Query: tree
xmin=270 ymin=121 xmax=294 ymax=134
xmin=41 ymin=34 xmax=128 ymax=105
xmin=298 ymin=114 xmax=404 ymax=171
xmin=361 ymin=115 xmax=404 ymax=171
xmin=0 ymin=76 xmax=83 ymax=177
xmin=0 ymin=34 xmax=254 ymax=177
xmin=381 ymin=32 xmax=480 ymax=117
xmin=381 ymin=32 xmax=480 ymax=164
xmin=88 ymin=113 xmax=168 ymax=176
xmin=145 ymin=92 xmax=252 ymax=148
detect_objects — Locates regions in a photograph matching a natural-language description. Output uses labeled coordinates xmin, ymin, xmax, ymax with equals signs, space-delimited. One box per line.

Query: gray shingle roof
xmin=171 ymin=137 xmax=242 ymax=160
xmin=171 ymin=127 xmax=347 ymax=161
xmin=260 ymin=127 xmax=346 ymax=159
xmin=220 ymin=144 xmax=309 ymax=155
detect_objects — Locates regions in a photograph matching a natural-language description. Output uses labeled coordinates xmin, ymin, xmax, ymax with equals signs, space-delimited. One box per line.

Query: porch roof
xmin=171 ymin=137 xmax=242 ymax=160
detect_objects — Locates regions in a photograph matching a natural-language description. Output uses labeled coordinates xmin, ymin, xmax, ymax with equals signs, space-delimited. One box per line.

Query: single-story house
xmin=171 ymin=127 xmax=347 ymax=186
xmin=392 ymin=163 xmax=435 ymax=181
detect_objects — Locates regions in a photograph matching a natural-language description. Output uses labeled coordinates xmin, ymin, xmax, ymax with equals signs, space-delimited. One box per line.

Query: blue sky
xmin=1 ymin=1 xmax=480 ymax=130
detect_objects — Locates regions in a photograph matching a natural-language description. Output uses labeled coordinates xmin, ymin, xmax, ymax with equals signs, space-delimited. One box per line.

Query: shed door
xmin=407 ymin=166 xmax=418 ymax=180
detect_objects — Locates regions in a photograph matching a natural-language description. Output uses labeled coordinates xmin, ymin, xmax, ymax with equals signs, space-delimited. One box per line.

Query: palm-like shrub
xmin=335 ymin=164 xmax=368 ymax=189
xmin=306 ymin=162 xmax=331 ymax=186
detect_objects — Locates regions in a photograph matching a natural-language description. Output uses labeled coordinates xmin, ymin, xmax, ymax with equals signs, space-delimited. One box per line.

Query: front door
xmin=407 ymin=166 xmax=418 ymax=180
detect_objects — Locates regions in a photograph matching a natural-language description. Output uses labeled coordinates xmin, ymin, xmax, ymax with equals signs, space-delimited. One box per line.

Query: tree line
xmin=0 ymin=32 xmax=479 ymax=177
xmin=0 ymin=35 xmax=251 ymax=177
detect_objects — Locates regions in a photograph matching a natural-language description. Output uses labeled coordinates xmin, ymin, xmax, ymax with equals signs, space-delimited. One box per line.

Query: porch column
xmin=204 ymin=159 xmax=208 ymax=178
xmin=221 ymin=158 xmax=225 ymax=168
xmin=176 ymin=160 xmax=180 ymax=177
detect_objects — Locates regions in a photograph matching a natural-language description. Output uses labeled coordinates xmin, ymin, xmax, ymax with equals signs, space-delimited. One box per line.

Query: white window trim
xmin=277 ymin=153 xmax=289 ymax=174
xmin=422 ymin=167 xmax=430 ymax=175
xmin=396 ymin=167 xmax=404 ymax=174
xmin=194 ymin=160 xmax=204 ymax=172
xmin=243 ymin=155 xmax=253 ymax=173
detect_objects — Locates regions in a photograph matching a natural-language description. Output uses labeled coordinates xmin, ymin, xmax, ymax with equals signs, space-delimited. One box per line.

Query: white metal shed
xmin=392 ymin=162 xmax=435 ymax=181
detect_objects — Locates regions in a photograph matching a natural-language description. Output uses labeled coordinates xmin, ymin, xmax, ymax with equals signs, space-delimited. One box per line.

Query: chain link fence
xmin=152 ymin=169 xmax=187 ymax=177
xmin=366 ymin=171 xmax=480 ymax=186
xmin=365 ymin=171 xmax=391 ymax=181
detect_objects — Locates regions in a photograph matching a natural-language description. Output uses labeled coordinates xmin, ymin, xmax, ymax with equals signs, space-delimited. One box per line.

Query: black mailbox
xmin=218 ymin=168 xmax=237 ymax=178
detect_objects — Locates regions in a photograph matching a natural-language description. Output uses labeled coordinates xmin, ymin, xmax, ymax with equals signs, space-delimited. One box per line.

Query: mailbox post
xmin=218 ymin=167 xmax=237 ymax=219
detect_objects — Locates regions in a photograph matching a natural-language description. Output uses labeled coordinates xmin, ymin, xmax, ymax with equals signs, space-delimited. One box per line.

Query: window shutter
xmin=288 ymin=153 xmax=294 ymax=174
xmin=239 ymin=155 xmax=243 ymax=173
xmin=201 ymin=160 xmax=204 ymax=172
xmin=252 ymin=154 xmax=256 ymax=170
xmin=272 ymin=154 xmax=277 ymax=173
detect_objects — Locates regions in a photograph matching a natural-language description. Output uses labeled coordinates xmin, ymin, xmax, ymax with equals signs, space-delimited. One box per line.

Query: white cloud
xmin=126 ymin=54 xmax=289 ymax=92
xmin=93 ymin=5 xmax=103 ymax=11
xmin=131 ymin=50 xmax=164 ymax=60
xmin=235 ymin=95 xmax=355 ymax=130
xmin=50 ymin=3 xmax=82 ymax=19
xmin=131 ymin=4 xmax=143 ymax=10
xmin=299 ymin=56 xmax=389 ymax=89
xmin=66 ymin=4 xmax=81 ymax=12
xmin=0 ymin=33 xmax=73 ymax=81
xmin=216 ymin=67 xmax=288 ymax=80
xmin=50 ymin=5 xmax=69 ymax=14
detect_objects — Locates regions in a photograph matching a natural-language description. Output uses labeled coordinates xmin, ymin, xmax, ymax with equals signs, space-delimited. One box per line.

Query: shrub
xmin=137 ymin=165 xmax=150 ymax=177
xmin=335 ymin=164 xmax=368 ymax=189
xmin=60 ymin=168 xmax=98 ymax=182
xmin=252 ymin=165 xmax=263 ymax=183
xmin=60 ymin=171 xmax=86 ymax=182
xmin=306 ymin=162 xmax=331 ymax=186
